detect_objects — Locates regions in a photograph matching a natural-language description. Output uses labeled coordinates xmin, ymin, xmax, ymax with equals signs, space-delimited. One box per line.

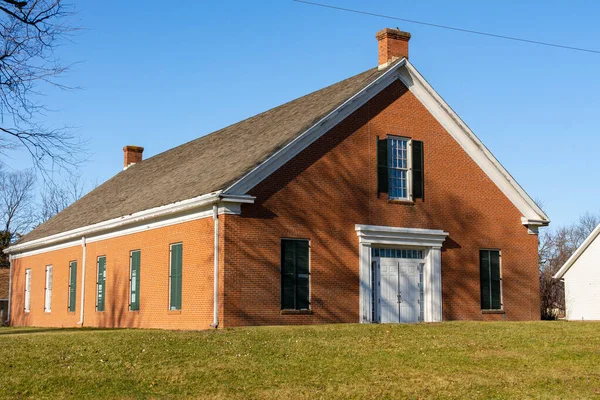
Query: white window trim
xmin=24 ymin=269 xmax=31 ymax=313
xmin=356 ymin=224 xmax=448 ymax=323
xmin=96 ymin=256 xmax=106 ymax=312
xmin=386 ymin=135 xmax=413 ymax=201
xmin=129 ymin=250 xmax=140 ymax=311
xmin=44 ymin=265 xmax=53 ymax=313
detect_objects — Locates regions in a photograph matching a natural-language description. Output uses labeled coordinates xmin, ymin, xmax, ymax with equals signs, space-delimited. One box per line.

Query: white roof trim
xmin=225 ymin=59 xmax=549 ymax=226
xmin=554 ymin=223 xmax=600 ymax=280
xmin=5 ymin=192 xmax=255 ymax=256
xmin=399 ymin=61 xmax=549 ymax=224
xmin=224 ymin=60 xmax=408 ymax=195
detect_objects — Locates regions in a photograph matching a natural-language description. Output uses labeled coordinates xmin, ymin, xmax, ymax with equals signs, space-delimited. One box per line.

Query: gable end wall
xmin=223 ymin=79 xmax=540 ymax=326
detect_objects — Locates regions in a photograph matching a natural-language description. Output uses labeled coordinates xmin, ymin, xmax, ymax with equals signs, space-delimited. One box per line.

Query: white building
xmin=554 ymin=224 xmax=600 ymax=321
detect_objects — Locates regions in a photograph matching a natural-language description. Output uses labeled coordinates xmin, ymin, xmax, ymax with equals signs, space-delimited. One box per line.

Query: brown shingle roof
xmin=19 ymin=65 xmax=391 ymax=244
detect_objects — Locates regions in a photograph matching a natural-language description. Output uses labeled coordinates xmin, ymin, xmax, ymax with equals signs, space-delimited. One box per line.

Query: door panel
xmin=379 ymin=261 xmax=399 ymax=323
xmin=399 ymin=263 xmax=419 ymax=323
xmin=375 ymin=255 xmax=422 ymax=324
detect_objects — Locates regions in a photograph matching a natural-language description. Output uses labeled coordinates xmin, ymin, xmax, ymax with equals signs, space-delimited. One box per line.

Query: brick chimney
xmin=123 ymin=145 xmax=144 ymax=170
xmin=376 ymin=28 xmax=411 ymax=68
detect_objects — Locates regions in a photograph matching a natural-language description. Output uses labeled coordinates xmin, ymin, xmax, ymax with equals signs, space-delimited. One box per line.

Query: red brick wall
xmin=222 ymin=80 xmax=540 ymax=327
xmin=9 ymin=80 xmax=540 ymax=330
xmin=10 ymin=218 xmax=220 ymax=329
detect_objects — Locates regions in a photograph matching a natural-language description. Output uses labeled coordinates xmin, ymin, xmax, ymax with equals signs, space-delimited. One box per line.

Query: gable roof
xmin=10 ymin=58 xmax=550 ymax=253
xmin=17 ymin=64 xmax=392 ymax=245
xmin=554 ymin=223 xmax=600 ymax=280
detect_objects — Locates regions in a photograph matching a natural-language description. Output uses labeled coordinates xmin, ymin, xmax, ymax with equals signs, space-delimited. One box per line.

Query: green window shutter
xmin=68 ymin=261 xmax=77 ymax=312
xmin=281 ymin=240 xmax=296 ymax=310
xmin=295 ymin=240 xmax=310 ymax=310
xmin=97 ymin=256 xmax=106 ymax=312
xmin=377 ymin=137 xmax=389 ymax=194
xmin=281 ymin=239 xmax=310 ymax=310
xmin=490 ymin=251 xmax=502 ymax=309
xmin=411 ymin=140 xmax=424 ymax=199
xmin=130 ymin=251 xmax=141 ymax=311
xmin=480 ymin=250 xmax=491 ymax=310
xmin=170 ymin=244 xmax=182 ymax=310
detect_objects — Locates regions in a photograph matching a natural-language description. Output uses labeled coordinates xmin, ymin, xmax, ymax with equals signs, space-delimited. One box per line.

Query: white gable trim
xmin=398 ymin=62 xmax=549 ymax=225
xmin=224 ymin=59 xmax=549 ymax=229
xmin=224 ymin=60 xmax=408 ymax=195
xmin=554 ymin=223 xmax=600 ymax=280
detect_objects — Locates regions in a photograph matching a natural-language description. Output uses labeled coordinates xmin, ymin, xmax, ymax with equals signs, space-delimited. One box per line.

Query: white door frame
xmin=355 ymin=224 xmax=448 ymax=323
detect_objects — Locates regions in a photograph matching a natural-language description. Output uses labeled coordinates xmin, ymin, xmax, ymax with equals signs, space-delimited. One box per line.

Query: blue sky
xmin=9 ymin=0 xmax=600 ymax=228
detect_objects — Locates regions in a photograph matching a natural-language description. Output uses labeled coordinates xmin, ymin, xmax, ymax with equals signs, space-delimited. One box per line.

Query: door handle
xmin=397 ymin=293 xmax=402 ymax=304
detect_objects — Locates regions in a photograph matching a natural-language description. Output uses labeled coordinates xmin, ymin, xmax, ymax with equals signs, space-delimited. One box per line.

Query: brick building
xmin=4 ymin=29 xmax=549 ymax=329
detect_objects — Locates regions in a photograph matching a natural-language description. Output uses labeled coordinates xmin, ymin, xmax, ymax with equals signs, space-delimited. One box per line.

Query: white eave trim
xmin=5 ymin=191 xmax=255 ymax=257
xmin=554 ymin=223 xmax=600 ymax=280
xmin=224 ymin=58 xmax=549 ymax=228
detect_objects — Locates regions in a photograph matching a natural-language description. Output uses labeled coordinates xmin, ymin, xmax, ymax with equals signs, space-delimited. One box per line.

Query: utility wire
xmin=293 ymin=0 xmax=600 ymax=55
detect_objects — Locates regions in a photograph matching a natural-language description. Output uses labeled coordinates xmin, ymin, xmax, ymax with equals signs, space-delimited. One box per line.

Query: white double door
xmin=377 ymin=258 xmax=421 ymax=323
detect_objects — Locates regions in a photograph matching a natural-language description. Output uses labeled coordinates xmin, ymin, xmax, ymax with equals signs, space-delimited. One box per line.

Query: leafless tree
xmin=539 ymin=212 xmax=600 ymax=319
xmin=0 ymin=0 xmax=83 ymax=174
xmin=38 ymin=172 xmax=83 ymax=222
xmin=0 ymin=167 xmax=35 ymax=267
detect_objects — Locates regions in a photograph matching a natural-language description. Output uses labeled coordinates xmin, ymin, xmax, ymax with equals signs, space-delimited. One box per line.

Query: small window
xmin=130 ymin=250 xmax=141 ymax=311
xmin=169 ymin=243 xmax=182 ymax=310
xmin=480 ymin=250 xmax=502 ymax=310
xmin=44 ymin=265 xmax=53 ymax=313
xmin=68 ymin=261 xmax=77 ymax=313
xmin=24 ymin=269 xmax=31 ymax=313
xmin=388 ymin=137 xmax=410 ymax=199
xmin=96 ymin=256 xmax=106 ymax=312
xmin=281 ymin=239 xmax=310 ymax=310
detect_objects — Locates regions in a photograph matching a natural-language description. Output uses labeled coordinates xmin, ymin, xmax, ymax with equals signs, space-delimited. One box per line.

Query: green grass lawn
xmin=1 ymin=322 xmax=600 ymax=399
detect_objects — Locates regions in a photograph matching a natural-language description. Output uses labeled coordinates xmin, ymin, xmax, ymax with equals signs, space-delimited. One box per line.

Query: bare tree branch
xmin=539 ymin=211 xmax=600 ymax=319
xmin=0 ymin=0 xmax=84 ymax=176
xmin=0 ymin=166 xmax=35 ymax=267
xmin=38 ymin=171 xmax=82 ymax=222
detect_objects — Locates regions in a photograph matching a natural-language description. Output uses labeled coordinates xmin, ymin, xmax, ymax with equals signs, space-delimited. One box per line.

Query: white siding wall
xmin=564 ymin=235 xmax=600 ymax=320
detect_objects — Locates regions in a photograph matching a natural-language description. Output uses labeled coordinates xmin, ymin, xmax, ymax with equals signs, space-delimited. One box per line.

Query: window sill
xmin=280 ymin=309 xmax=313 ymax=315
xmin=168 ymin=310 xmax=182 ymax=314
xmin=387 ymin=199 xmax=415 ymax=206
xmin=482 ymin=309 xmax=505 ymax=314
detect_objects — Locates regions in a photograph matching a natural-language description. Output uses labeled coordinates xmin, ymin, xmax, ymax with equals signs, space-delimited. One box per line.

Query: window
xmin=169 ymin=243 xmax=182 ymax=310
xmin=96 ymin=256 xmax=106 ymax=312
xmin=388 ymin=137 xmax=409 ymax=199
xmin=371 ymin=248 xmax=423 ymax=259
xmin=377 ymin=136 xmax=424 ymax=200
xmin=480 ymin=250 xmax=502 ymax=310
xmin=24 ymin=269 xmax=31 ymax=312
xmin=281 ymin=239 xmax=310 ymax=310
xmin=130 ymin=250 xmax=141 ymax=311
xmin=44 ymin=265 xmax=53 ymax=313
xmin=68 ymin=261 xmax=77 ymax=313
